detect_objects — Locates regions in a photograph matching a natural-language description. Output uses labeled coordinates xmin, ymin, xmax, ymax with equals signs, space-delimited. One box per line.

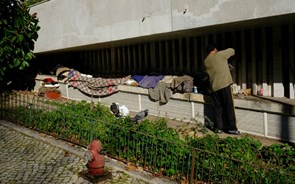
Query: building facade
xmin=31 ymin=0 xmax=295 ymax=98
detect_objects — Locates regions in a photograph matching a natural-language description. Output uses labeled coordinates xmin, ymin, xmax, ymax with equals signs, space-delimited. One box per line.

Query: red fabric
xmin=43 ymin=78 xmax=55 ymax=83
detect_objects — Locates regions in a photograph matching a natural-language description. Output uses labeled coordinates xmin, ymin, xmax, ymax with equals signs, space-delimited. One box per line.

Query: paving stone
xmin=0 ymin=120 xmax=176 ymax=184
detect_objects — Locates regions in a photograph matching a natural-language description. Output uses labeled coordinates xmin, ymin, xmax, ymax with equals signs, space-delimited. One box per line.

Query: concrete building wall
xmin=31 ymin=0 xmax=295 ymax=53
xmin=29 ymin=1 xmax=295 ymax=99
xmin=34 ymin=74 xmax=295 ymax=143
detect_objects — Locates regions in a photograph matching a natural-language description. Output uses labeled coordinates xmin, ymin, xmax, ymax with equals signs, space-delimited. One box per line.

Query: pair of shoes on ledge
xmin=226 ymin=130 xmax=241 ymax=135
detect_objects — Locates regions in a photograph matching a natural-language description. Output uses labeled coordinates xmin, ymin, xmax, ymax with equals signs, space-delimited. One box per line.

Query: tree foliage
xmin=25 ymin=0 xmax=44 ymax=6
xmin=0 ymin=0 xmax=40 ymax=83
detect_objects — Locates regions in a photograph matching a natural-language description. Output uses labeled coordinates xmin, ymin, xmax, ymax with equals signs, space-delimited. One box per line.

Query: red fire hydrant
xmin=85 ymin=139 xmax=105 ymax=176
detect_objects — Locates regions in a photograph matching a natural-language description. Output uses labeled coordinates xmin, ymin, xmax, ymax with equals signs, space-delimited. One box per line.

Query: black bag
xmin=193 ymin=72 xmax=211 ymax=94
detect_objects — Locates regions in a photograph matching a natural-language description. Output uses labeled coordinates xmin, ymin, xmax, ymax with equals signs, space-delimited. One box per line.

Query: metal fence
xmin=0 ymin=92 xmax=294 ymax=184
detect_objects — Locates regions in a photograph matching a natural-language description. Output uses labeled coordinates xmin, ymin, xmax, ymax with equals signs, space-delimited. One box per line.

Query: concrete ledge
xmin=35 ymin=74 xmax=295 ymax=116
xmin=118 ymin=85 xmax=207 ymax=103
xmin=118 ymin=85 xmax=295 ymax=116
xmin=235 ymin=96 xmax=295 ymax=116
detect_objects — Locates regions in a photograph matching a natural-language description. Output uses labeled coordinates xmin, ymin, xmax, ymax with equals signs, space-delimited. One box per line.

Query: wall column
xmin=272 ymin=26 xmax=284 ymax=97
xmin=289 ymin=25 xmax=295 ymax=99
xmin=251 ymin=30 xmax=257 ymax=95
xmin=241 ymin=30 xmax=247 ymax=89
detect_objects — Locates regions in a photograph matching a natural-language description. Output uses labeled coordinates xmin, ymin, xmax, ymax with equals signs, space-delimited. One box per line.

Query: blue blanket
xmin=137 ymin=75 xmax=164 ymax=88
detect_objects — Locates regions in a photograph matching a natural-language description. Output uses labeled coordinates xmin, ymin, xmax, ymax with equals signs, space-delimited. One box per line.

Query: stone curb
xmin=0 ymin=120 xmax=176 ymax=184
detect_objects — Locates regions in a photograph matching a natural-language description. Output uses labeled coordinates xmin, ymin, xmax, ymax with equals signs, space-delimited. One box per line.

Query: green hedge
xmin=25 ymin=0 xmax=46 ymax=6
xmin=1 ymin=99 xmax=294 ymax=183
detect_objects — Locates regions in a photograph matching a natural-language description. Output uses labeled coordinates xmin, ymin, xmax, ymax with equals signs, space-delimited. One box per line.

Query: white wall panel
xmin=31 ymin=0 xmax=295 ymax=53
xmin=267 ymin=114 xmax=295 ymax=142
xmin=236 ymin=109 xmax=264 ymax=135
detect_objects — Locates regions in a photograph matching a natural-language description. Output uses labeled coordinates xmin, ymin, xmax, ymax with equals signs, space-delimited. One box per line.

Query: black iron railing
xmin=1 ymin=91 xmax=294 ymax=183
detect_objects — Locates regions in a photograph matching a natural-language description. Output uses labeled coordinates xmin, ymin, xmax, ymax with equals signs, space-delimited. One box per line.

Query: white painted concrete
xmin=31 ymin=0 xmax=295 ymax=53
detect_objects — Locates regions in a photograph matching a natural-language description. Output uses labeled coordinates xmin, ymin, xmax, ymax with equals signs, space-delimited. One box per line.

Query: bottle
xmin=260 ymin=88 xmax=263 ymax=96
xmin=257 ymin=83 xmax=261 ymax=95
xmin=193 ymin=86 xmax=198 ymax=94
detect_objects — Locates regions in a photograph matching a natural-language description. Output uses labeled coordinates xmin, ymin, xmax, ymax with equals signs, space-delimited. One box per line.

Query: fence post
xmin=0 ymin=93 xmax=2 ymax=118
xmin=190 ymin=148 xmax=196 ymax=184
xmin=263 ymin=112 xmax=268 ymax=137
xmin=66 ymin=83 xmax=69 ymax=99
xmin=28 ymin=103 xmax=33 ymax=127
xmin=191 ymin=102 xmax=195 ymax=120
xmin=138 ymin=94 xmax=142 ymax=111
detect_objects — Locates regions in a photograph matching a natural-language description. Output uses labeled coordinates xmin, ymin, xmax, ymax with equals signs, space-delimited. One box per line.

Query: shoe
xmin=214 ymin=130 xmax=223 ymax=134
xmin=227 ymin=130 xmax=241 ymax=135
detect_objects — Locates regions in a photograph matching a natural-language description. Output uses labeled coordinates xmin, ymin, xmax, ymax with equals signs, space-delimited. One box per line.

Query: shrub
xmin=1 ymin=96 xmax=294 ymax=183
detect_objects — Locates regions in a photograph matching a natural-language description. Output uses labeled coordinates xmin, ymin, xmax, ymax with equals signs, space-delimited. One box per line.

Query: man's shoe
xmin=227 ymin=130 xmax=241 ymax=135
xmin=214 ymin=130 xmax=223 ymax=134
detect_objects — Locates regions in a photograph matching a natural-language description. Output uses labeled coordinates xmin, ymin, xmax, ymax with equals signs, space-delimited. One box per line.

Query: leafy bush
xmin=25 ymin=0 xmax=46 ymax=6
xmin=0 ymin=0 xmax=40 ymax=82
xmin=1 ymin=96 xmax=294 ymax=183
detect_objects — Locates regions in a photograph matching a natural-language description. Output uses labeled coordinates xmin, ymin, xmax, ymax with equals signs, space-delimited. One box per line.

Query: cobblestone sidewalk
xmin=0 ymin=120 xmax=174 ymax=184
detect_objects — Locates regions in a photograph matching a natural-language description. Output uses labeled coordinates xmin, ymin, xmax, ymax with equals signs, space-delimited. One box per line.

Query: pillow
xmin=124 ymin=79 xmax=138 ymax=86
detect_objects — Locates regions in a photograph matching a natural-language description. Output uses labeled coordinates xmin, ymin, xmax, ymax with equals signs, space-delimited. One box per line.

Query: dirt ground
xmin=129 ymin=111 xmax=288 ymax=147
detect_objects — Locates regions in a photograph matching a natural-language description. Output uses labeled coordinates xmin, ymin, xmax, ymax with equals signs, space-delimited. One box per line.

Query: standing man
xmin=204 ymin=44 xmax=240 ymax=135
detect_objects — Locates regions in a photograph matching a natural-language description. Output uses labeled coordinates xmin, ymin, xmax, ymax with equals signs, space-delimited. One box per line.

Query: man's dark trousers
xmin=211 ymin=85 xmax=237 ymax=131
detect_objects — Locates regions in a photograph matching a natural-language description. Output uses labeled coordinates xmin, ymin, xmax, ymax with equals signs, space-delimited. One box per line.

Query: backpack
xmin=182 ymin=80 xmax=194 ymax=93
xmin=176 ymin=80 xmax=193 ymax=93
